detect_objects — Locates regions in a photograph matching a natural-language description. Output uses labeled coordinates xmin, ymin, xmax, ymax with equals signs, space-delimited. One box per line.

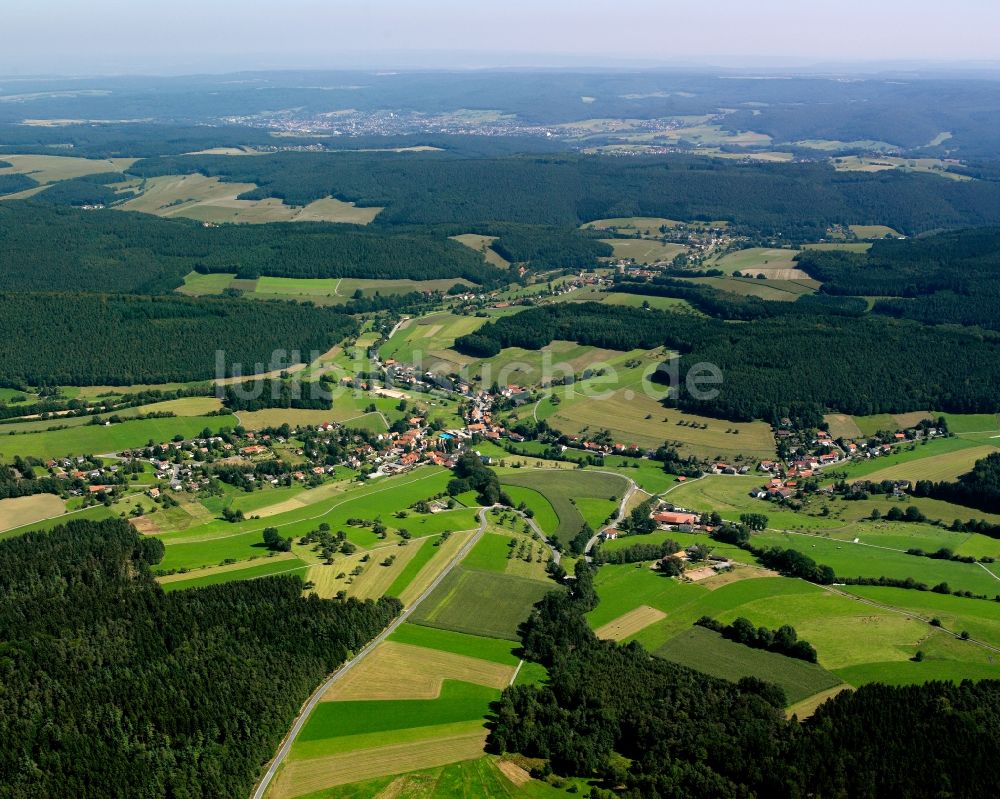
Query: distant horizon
xmin=4 ymin=0 xmax=1000 ymax=76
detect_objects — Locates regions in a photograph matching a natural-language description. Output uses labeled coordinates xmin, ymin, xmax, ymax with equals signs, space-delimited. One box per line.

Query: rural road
xmin=249 ymin=505 xmax=491 ymax=799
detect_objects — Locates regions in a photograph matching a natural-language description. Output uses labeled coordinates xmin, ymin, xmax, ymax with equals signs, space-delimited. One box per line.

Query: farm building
xmin=653 ymin=511 xmax=699 ymax=526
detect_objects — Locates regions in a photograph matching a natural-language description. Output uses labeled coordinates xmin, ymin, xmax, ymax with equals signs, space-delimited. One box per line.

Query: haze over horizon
xmin=5 ymin=0 xmax=1000 ymax=75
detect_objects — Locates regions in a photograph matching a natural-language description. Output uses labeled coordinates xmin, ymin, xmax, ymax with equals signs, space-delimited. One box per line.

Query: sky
xmin=4 ymin=0 xmax=1000 ymax=75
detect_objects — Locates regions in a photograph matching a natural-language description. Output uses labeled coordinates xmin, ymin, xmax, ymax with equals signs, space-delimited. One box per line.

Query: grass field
xmin=499 ymin=469 xmax=628 ymax=544
xmin=599 ymin=292 xmax=698 ymax=312
xmin=449 ymin=234 xmax=510 ymax=268
xmin=600 ymin=238 xmax=688 ymax=264
xmin=706 ymin=247 xmax=808 ymax=279
xmin=387 ymin=623 xmax=521 ymax=666
xmin=0 ymin=396 xmax=222 ymax=436
xmin=859 ymin=443 xmax=997 ymax=484
xmin=295 ymin=755 xmax=587 ymax=799
xmin=0 ymin=413 xmax=237 ymax=460
xmin=0 ymin=494 xmax=65 ymax=532
xmin=0 ymin=153 xmax=135 ymax=184
xmin=655 ymin=626 xmax=843 ymax=704
xmin=410 ymin=567 xmax=553 ymax=641
xmin=547 ymin=388 xmax=776 ymax=460
xmin=831 ymin=436 xmax=988 ymax=482
xmin=120 ymin=173 xmax=382 ymax=224
xmin=379 ymin=313 xmax=484 ymax=374
xmin=501 ymin=486 xmax=560 ymax=538
xmin=581 ymin=217 xmax=682 ymax=236
xmin=800 ymin=242 xmax=872 ymax=253
xmin=299 ymin=680 xmax=499 ymax=741
xmin=849 ymin=224 xmax=902 ymax=239
xmin=274 ymin=729 xmax=490 ymax=799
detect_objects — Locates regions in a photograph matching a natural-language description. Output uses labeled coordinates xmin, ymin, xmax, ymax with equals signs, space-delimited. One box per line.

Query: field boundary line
xmin=249 ymin=505 xmax=491 ymax=799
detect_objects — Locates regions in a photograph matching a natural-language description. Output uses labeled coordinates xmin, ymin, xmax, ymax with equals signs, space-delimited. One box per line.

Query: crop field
xmin=0 ymin=153 xmax=136 ymax=184
xmin=410 ymin=567 xmax=553 ymax=641
xmin=547 ymin=389 xmax=776 ymax=459
xmin=499 ymin=469 xmax=628 ymax=544
xmin=683 ymin=274 xmax=819 ymax=301
xmin=0 ymin=396 xmax=223 ymax=436
xmin=158 ymin=555 xmax=308 ymax=592
xmin=656 ymin=626 xmax=843 ymax=704
xmin=175 ymin=271 xmax=236 ymax=296
xmin=0 ymin=494 xmax=65 ymax=533
xmin=449 ymin=234 xmax=510 ymax=268
xmin=120 ymin=173 xmax=382 ymax=224
xmin=0 ymin=413 xmax=237 ymax=460
xmin=594 ymin=605 xmax=667 ymax=641
xmin=323 ymin=641 xmax=515 ymax=701
xmin=600 ymin=238 xmax=688 ymax=264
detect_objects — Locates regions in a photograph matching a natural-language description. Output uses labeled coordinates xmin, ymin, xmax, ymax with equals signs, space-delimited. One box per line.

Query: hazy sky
xmin=4 ymin=0 xmax=1000 ymax=74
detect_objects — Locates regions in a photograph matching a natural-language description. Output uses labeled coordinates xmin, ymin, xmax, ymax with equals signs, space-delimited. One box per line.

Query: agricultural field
xmin=545 ymin=382 xmax=777 ymax=460
xmin=600 ymin=238 xmax=688 ymax=264
xmin=0 ymin=413 xmax=237 ymax=460
xmin=656 ymin=625 xmax=843 ymax=704
xmin=590 ymin=565 xmax=1000 ymax=693
xmin=449 ymin=234 xmax=510 ymax=268
xmin=599 ymin=292 xmax=698 ymax=313
xmin=0 ymin=153 xmax=135 ymax=185
xmin=158 ymin=554 xmax=308 ymax=592
xmin=800 ymin=242 xmax=873 ymax=253
xmin=682 ymin=274 xmax=820 ymax=301
xmin=832 ymin=155 xmax=967 ymax=181
xmin=410 ymin=567 xmax=553 ymax=640
xmin=379 ymin=312 xmax=484 ymax=374
xmin=705 ymin=247 xmax=808 ymax=279
xmin=0 ymin=494 xmax=65 ymax=533
xmin=581 ymin=216 xmax=681 ymax=236
xmin=120 ymin=173 xmax=382 ymax=223
xmin=849 ymin=224 xmax=903 ymax=239
xmin=498 ymin=469 xmax=628 ymax=544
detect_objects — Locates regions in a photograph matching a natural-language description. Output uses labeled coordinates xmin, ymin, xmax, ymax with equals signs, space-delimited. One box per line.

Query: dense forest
xmin=0 ymin=293 xmax=357 ymax=386
xmin=126 ymin=152 xmax=1000 ymax=237
xmin=0 ymin=202 xmax=500 ymax=295
xmin=458 ymin=302 xmax=1000 ymax=420
xmin=222 ymin=378 xmax=333 ymax=412
xmin=489 ymin=564 xmax=1000 ymax=798
xmin=798 ymin=228 xmax=1000 ymax=330
xmin=0 ymin=173 xmax=36 ymax=195
xmin=0 ymin=518 xmax=401 ymax=799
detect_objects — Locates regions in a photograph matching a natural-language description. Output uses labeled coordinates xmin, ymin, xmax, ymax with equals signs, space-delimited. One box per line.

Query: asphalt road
xmin=249 ymin=506 xmax=491 ymax=799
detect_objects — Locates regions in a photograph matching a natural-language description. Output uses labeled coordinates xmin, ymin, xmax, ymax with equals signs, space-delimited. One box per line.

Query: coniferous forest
xmin=0 ymin=519 xmax=400 ymax=799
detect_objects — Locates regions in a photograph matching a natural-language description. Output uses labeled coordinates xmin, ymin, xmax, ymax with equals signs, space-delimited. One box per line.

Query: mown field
xmin=0 ymin=153 xmax=136 ymax=184
xmin=0 ymin=494 xmax=65 ymax=533
xmin=449 ymin=234 xmax=510 ymax=268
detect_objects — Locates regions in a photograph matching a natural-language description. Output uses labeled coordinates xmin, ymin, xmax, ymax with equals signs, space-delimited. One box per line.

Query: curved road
xmin=249 ymin=506 xmax=491 ymax=799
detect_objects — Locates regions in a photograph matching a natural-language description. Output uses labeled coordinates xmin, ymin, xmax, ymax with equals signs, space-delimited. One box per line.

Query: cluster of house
xmin=42 ymin=456 xmax=124 ymax=496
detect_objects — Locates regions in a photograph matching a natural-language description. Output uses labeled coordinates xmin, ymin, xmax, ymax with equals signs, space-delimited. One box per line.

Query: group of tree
xmin=592 ymin=536 xmax=680 ymax=565
xmin=447 ymin=454 xmax=511 ymax=506
xmin=0 ymin=518 xmax=400 ymax=798
xmin=695 ymin=615 xmax=818 ymax=662
xmin=222 ymin=378 xmax=333 ymax=412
